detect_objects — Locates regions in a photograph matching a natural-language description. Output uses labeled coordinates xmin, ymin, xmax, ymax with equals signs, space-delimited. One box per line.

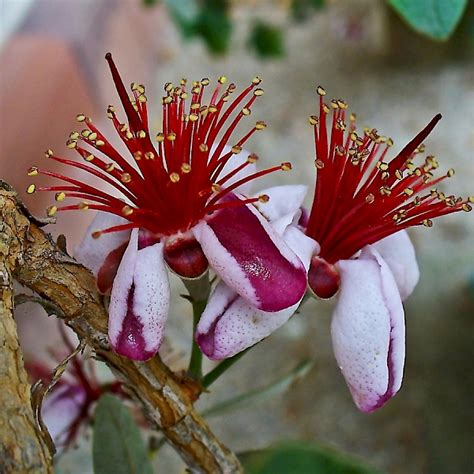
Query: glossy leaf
xmin=388 ymin=0 xmax=468 ymax=40
xmin=93 ymin=395 xmax=153 ymax=474
xmin=240 ymin=441 xmax=380 ymax=474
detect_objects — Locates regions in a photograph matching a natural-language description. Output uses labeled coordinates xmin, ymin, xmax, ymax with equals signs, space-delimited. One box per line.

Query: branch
xmin=0 ymin=192 xmax=53 ymax=473
xmin=0 ymin=182 xmax=242 ymax=474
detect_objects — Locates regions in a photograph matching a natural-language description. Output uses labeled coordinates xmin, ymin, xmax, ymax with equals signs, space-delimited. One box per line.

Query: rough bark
xmin=0 ymin=192 xmax=53 ymax=473
xmin=0 ymin=183 xmax=243 ymax=474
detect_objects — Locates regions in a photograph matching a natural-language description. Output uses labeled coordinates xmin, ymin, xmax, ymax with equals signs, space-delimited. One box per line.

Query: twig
xmin=0 ymin=183 xmax=243 ymax=474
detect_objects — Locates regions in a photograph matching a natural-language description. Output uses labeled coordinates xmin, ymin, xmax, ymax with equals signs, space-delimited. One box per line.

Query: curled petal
xmin=331 ymin=246 xmax=405 ymax=412
xmin=372 ymin=230 xmax=419 ymax=301
xmin=197 ymin=226 xmax=317 ymax=359
xmin=42 ymin=384 xmax=87 ymax=448
xmin=193 ymin=196 xmax=307 ymax=312
xmin=109 ymin=229 xmax=170 ymax=361
xmin=254 ymin=185 xmax=308 ymax=235
xmin=75 ymin=212 xmax=132 ymax=293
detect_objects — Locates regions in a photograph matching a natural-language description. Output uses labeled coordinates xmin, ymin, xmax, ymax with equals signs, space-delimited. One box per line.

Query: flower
xmin=26 ymin=53 xmax=308 ymax=361
xmin=196 ymin=87 xmax=472 ymax=412
xmin=26 ymin=326 xmax=123 ymax=450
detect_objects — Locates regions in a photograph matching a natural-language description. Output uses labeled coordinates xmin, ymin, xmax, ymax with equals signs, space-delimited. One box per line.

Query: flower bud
xmin=164 ymin=234 xmax=208 ymax=279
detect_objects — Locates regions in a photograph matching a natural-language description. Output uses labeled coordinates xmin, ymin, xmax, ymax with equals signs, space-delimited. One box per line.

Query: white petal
xmin=372 ymin=230 xmax=419 ymax=300
xmin=331 ymin=246 xmax=405 ymax=412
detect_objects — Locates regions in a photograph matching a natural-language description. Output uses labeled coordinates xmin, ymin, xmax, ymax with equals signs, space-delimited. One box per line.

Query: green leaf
xmin=93 ymin=394 xmax=153 ymax=474
xmin=195 ymin=0 xmax=232 ymax=54
xmin=387 ymin=0 xmax=468 ymax=40
xmin=163 ymin=0 xmax=199 ymax=36
xmin=249 ymin=22 xmax=285 ymax=58
xmin=240 ymin=441 xmax=380 ymax=474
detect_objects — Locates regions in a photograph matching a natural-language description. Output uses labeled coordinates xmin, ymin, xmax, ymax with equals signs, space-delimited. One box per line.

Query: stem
xmin=183 ymin=274 xmax=211 ymax=381
xmin=202 ymin=350 xmax=249 ymax=388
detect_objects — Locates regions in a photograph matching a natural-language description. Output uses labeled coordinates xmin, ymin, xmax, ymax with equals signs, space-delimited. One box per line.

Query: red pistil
xmin=306 ymin=87 xmax=472 ymax=264
xmin=27 ymin=54 xmax=287 ymax=238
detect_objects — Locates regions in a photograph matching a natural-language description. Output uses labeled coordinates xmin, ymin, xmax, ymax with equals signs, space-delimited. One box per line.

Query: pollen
xmin=259 ymin=194 xmax=269 ymax=203
xmin=247 ymin=153 xmax=258 ymax=164
xmin=254 ymin=88 xmax=264 ymax=96
xmin=92 ymin=231 xmax=102 ymax=239
xmin=447 ymin=168 xmax=455 ymax=177
xmin=55 ymin=192 xmax=66 ymax=202
xmin=423 ymin=219 xmax=433 ymax=227
xmin=231 ymin=145 xmax=242 ymax=154
xmin=66 ymin=139 xmax=77 ymax=149
xmin=169 ymin=172 xmax=180 ymax=183
xmin=309 ymin=115 xmax=318 ymax=126
xmin=76 ymin=113 xmax=86 ymax=122
xmin=145 ymin=151 xmax=155 ymax=160
xmin=252 ymin=76 xmax=262 ymax=85
xmin=121 ymin=173 xmax=132 ymax=183
xmin=96 ymin=139 xmax=105 ymax=147
xmin=85 ymin=153 xmax=94 ymax=162
xmin=27 ymin=167 xmax=39 ymax=177
xmin=315 ymin=159 xmax=325 ymax=169
xmin=167 ymin=132 xmax=176 ymax=141
xmin=218 ymin=76 xmax=227 ymax=84
xmin=242 ymin=107 xmax=251 ymax=116
xmin=45 ymin=149 xmax=54 ymax=157
xmin=78 ymin=202 xmax=89 ymax=211
xmin=88 ymin=132 xmax=98 ymax=141
xmin=27 ymin=184 xmax=36 ymax=194
xmin=137 ymin=130 xmax=147 ymax=139
xmin=105 ymin=163 xmax=115 ymax=173
xmin=281 ymin=162 xmax=292 ymax=171
xmin=255 ymin=121 xmax=267 ymax=130
xmin=121 ymin=205 xmax=134 ymax=216
xmin=316 ymin=85 xmax=326 ymax=96
xmin=199 ymin=143 xmax=209 ymax=152
xmin=181 ymin=163 xmax=191 ymax=173
xmin=47 ymin=206 xmax=58 ymax=216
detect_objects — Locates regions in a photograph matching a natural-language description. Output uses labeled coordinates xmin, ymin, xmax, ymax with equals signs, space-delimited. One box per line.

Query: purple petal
xmin=75 ymin=211 xmax=132 ymax=293
xmin=372 ymin=230 xmax=419 ymax=301
xmin=197 ymin=226 xmax=317 ymax=359
xmin=331 ymin=246 xmax=405 ymax=412
xmin=193 ymin=196 xmax=307 ymax=312
xmin=108 ymin=229 xmax=170 ymax=361
xmin=42 ymin=384 xmax=87 ymax=448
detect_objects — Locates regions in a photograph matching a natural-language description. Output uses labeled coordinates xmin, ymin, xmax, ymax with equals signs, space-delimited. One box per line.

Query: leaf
xmin=195 ymin=0 xmax=232 ymax=54
xmin=240 ymin=441 xmax=380 ymax=474
xmin=203 ymin=359 xmax=314 ymax=418
xmin=93 ymin=395 xmax=153 ymax=474
xmin=387 ymin=0 xmax=468 ymax=40
xmin=249 ymin=22 xmax=285 ymax=58
xmin=163 ymin=0 xmax=200 ymax=36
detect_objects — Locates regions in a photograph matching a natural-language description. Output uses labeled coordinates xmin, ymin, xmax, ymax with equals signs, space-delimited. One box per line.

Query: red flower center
xmin=27 ymin=53 xmax=290 ymax=238
xmin=305 ymin=86 xmax=472 ymax=264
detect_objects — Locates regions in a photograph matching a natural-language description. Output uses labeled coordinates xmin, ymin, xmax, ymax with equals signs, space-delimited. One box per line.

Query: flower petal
xmin=372 ymin=230 xmax=419 ymax=301
xmin=197 ymin=226 xmax=317 ymax=359
xmin=331 ymin=246 xmax=405 ymax=412
xmin=193 ymin=196 xmax=307 ymax=312
xmin=254 ymin=184 xmax=308 ymax=235
xmin=74 ymin=211 xmax=132 ymax=293
xmin=42 ymin=384 xmax=86 ymax=448
xmin=108 ymin=229 xmax=170 ymax=361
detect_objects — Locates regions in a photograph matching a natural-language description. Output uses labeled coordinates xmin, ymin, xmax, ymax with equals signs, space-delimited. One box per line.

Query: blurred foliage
xmin=240 ymin=441 xmax=381 ymax=474
xmin=93 ymin=395 xmax=153 ymax=474
xmin=388 ymin=0 xmax=468 ymax=40
xmin=143 ymin=0 xmax=468 ymax=55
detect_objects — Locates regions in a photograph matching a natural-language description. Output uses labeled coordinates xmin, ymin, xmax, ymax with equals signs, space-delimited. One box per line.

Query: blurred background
xmin=1 ymin=0 xmax=473 ymax=472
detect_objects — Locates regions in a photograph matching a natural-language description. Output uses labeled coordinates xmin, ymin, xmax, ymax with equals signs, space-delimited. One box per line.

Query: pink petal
xmin=214 ymin=145 xmax=257 ymax=195
xmin=197 ymin=226 xmax=317 ymax=359
xmin=331 ymin=246 xmax=405 ymax=412
xmin=372 ymin=230 xmax=419 ymax=301
xmin=255 ymin=185 xmax=308 ymax=235
xmin=74 ymin=211 xmax=132 ymax=293
xmin=108 ymin=229 xmax=170 ymax=361
xmin=42 ymin=384 xmax=86 ymax=448
xmin=193 ymin=196 xmax=307 ymax=312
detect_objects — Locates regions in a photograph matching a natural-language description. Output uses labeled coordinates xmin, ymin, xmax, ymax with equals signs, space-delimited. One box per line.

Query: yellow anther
xmin=462 ymin=203 xmax=472 ymax=212
xmin=395 ymin=170 xmax=403 ymax=180
xmin=350 ymin=113 xmax=357 ymax=121
xmin=231 ymin=145 xmax=242 ymax=154
xmin=247 ymin=153 xmax=258 ymax=164
xmin=134 ymin=151 xmax=142 ymax=161
xmin=66 ymin=140 xmax=77 ymax=149
xmin=447 ymin=168 xmax=455 ymax=177
xmin=469 ymin=196 xmax=474 ymax=203
xmin=105 ymin=163 xmax=115 ymax=173
xmin=252 ymin=76 xmax=262 ymax=85
xmin=78 ymin=202 xmax=89 ymax=211
xmin=131 ymin=82 xmax=139 ymax=91
xmin=85 ymin=153 xmax=94 ymax=162
xmin=404 ymin=187 xmax=414 ymax=196
xmin=47 ymin=206 xmax=58 ymax=217
xmin=381 ymin=171 xmax=390 ymax=180
xmin=281 ymin=162 xmax=292 ymax=171
xmin=156 ymin=132 xmax=165 ymax=143
xmin=88 ymin=132 xmax=98 ymax=141
xmin=316 ymin=86 xmax=326 ymax=96
xmin=27 ymin=184 xmax=36 ymax=194
xmin=145 ymin=151 xmax=155 ymax=160
xmin=76 ymin=114 xmax=86 ymax=122
xmin=138 ymin=95 xmax=147 ymax=103
xmin=242 ymin=107 xmax=251 ymax=116
xmin=422 ymin=219 xmax=433 ymax=227
xmin=337 ymin=99 xmax=347 ymax=109
xmin=191 ymin=103 xmax=200 ymax=110
xmin=125 ymin=131 xmax=133 ymax=140
xmin=27 ymin=167 xmax=39 ymax=177
xmin=69 ymin=131 xmax=80 ymax=140
xmin=169 ymin=172 xmax=180 ymax=183
xmin=82 ymin=129 xmax=91 ymax=138
xmin=164 ymin=82 xmax=173 ymax=92
xmin=45 ymin=149 xmax=54 ymax=157
xmin=162 ymin=96 xmax=173 ymax=105
xmin=121 ymin=173 xmax=132 ymax=183
xmin=181 ymin=163 xmax=191 ymax=174
xmin=189 ymin=113 xmax=199 ymax=122
xmin=218 ymin=76 xmax=227 ymax=84
xmin=95 ymin=139 xmax=105 ymax=147
xmin=209 ymin=106 xmax=218 ymax=113
xmin=137 ymin=130 xmax=147 ymax=139
xmin=254 ymin=88 xmax=264 ymax=96
xmin=255 ymin=121 xmax=267 ymax=130
xmin=330 ymin=99 xmax=339 ymax=109
xmin=180 ymin=92 xmax=188 ymax=100
xmin=55 ymin=192 xmax=66 ymax=202
xmin=437 ymin=192 xmax=446 ymax=201
xmin=258 ymin=194 xmax=269 ymax=203
xmin=167 ymin=132 xmax=176 ymax=141
xmin=365 ymin=193 xmax=375 ymax=204
xmin=315 ymin=159 xmax=325 ymax=169
xmin=379 ymin=186 xmax=391 ymax=196
xmin=199 ymin=143 xmax=209 ymax=153
xmin=387 ymin=138 xmax=394 ymax=147
xmin=201 ymin=78 xmax=210 ymax=86
xmin=211 ymin=183 xmax=221 ymax=193
xmin=309 ymin=115 xmax=318 ymax=126
xmin=121 ymin=205 xmax=134 ymax=216
xmin=92 ymin=231 xmax=102 ymax=239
